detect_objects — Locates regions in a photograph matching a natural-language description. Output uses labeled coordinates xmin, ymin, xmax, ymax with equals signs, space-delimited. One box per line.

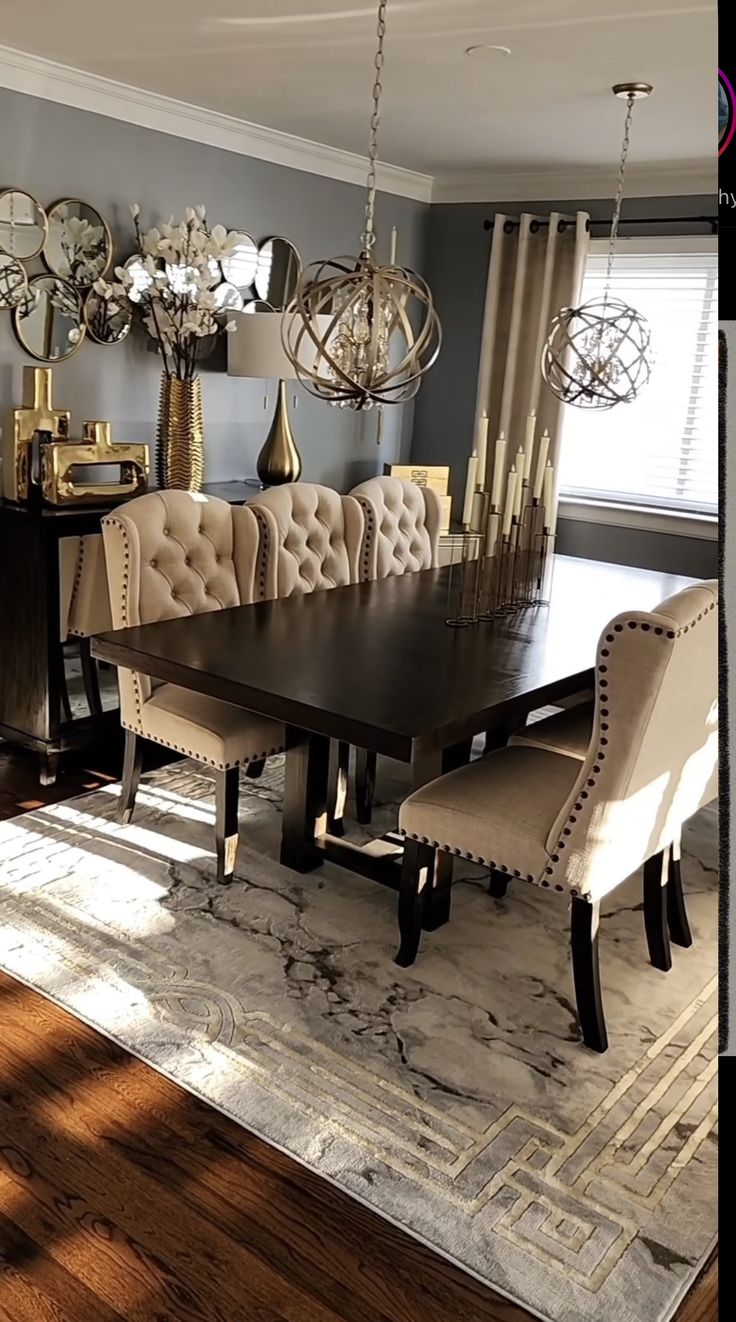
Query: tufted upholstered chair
xmin=248 ymin=482 xmax=365 ymax=835
xmin=248 ymin=482 xmax=364 ymax=598
xmin=397 ymin=581 xmax=718 ymax=1051
xmin=57 ymin=536 xmax=114 ymax=719
xmin=336 ymin=476 xmax=443 ymax=829
xmin=350 ymin=476 xmax=442 ymax=582
xmin=101 ymin=490 xmax=285 ymax=883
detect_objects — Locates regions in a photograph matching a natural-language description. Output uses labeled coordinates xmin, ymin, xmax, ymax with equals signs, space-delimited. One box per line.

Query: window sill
xmin=558 ymin=497 xmax=718 ymax=541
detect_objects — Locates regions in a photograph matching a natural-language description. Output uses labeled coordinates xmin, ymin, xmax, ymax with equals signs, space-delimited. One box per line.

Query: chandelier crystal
xmin=542 ymin=83 xmax=654 ymax=411
xmin=281 ymin=0 xmax=441 ymax=411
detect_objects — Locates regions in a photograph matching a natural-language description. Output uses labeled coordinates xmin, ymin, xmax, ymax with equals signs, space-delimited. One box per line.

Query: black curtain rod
xmin=483 ymin=215 xmax=718 ymax=235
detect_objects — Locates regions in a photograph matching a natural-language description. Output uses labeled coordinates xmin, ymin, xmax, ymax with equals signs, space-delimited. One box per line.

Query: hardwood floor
xmin=0 ymin=742 xmax=717 ymax=1322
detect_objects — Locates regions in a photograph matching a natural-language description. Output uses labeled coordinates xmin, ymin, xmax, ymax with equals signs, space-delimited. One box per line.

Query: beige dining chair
xmin=341 ymin=475 xmax=443 ymax=828
xmin=397 ymin=581 xmax=718 ymax=1051
xmin=248 ymin=481 xmax=365 ymax=821
xmin=65 ymin=535 xmax=114 ymax=716
xmin=101 ymin=490 xmax=285 ymax=883
xmin=249 ymin=481 xmax=364 ymax=597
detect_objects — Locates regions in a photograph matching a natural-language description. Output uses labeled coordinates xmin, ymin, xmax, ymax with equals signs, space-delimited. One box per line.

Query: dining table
xmin=92 ymin=554 xmax=696 ymax=929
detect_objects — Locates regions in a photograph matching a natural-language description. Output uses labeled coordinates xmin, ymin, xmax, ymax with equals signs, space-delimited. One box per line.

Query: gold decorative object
xmin=41 ymin=420 xmax=149 ymax=506
xmin=3 ymin=366 xmax=70 ymax=501
xmin=157 ymin=374 xmax=205 ymax=491
xmin=281 ymin=0 xmax=441 ymax=411
xmin=543 ymin=83 xmax=654 ymax=411
xmin=256 ymin=380 xmax=301 ymax=485
xmin=385 ymin=463 xmax=452 ymax=532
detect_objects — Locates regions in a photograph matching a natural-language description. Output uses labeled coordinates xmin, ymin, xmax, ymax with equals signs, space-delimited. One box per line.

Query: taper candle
xmin=475 ymin=411 xmax=489 ymax=489
xmin=523 ymin=412 xmax=535 ymax=481
xmin=533 ymin=428 xmax=550 ymax=500
xmin=501 ymin=465 xmax=518 ymax=538
xmin=490 ymin=431 xmax=506 ymax=509
xmin=390 ymin=226 xmax=398 ymax=265
xmin=462 ymin=451 xmax=478 ymax=526
xmin=543 ymin=460 xmax=557 ymax=530
xmin=513 ymin=454 xmax=524 ymax=519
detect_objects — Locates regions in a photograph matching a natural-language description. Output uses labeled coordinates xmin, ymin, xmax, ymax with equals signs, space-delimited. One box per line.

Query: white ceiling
xmin=0 ymin=0 xmax=715 ymax=191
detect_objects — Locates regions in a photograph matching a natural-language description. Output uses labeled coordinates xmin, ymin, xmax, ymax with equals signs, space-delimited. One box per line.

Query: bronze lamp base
xmin=256 ymin=380 xmax=302 ymax=487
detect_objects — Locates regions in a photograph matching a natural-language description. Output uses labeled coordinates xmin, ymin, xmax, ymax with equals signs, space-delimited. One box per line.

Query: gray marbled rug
xmin=0 ymin=755 xmax=717 ymax=1322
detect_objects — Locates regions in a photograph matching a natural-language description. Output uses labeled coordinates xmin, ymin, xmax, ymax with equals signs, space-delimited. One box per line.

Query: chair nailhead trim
xmin=543 ymin=595 xmax=716 ymax=897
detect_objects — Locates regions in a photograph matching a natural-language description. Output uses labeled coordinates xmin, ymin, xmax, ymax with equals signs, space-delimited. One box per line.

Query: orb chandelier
xmin=281 ymin=0 xmax=441 ymax=410
xmin=542 ymin=83 xmax=654 ymax=411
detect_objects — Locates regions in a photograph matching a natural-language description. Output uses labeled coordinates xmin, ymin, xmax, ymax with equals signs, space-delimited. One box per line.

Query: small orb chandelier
xmin=542 ymin=83 xmax=654 ymax=411
xmin=281 ymin=0 xmax=441 ymax=410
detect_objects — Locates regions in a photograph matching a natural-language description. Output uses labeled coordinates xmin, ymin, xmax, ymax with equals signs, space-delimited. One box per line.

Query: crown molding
xmin=431 ymin=160 xmax=717 ymax=204
xmin=0 ymin=44 xmax=434 ymax=204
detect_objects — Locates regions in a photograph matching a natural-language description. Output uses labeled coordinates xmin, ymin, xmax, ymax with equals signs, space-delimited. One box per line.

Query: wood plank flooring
xmin=0 ymin=741 xmax=717 ymax=1322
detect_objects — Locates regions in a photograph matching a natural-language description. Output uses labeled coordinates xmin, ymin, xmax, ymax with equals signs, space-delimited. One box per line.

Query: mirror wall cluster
xmin=0 ymin=187 xmax=123 ymax=361
xmin=125 ymin=234 xmax=301 ymax=363
xmin=1 ymin=188 xmax=302 ymax=366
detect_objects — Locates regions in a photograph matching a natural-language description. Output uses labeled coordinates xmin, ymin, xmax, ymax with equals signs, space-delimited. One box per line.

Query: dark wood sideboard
xmin=0 ymin=482 xmax=261 ymax=783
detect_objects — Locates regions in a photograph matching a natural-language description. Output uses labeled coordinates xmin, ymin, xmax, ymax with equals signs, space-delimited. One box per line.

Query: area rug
xmin=0 ymin=756 xmax=717 ymax=1322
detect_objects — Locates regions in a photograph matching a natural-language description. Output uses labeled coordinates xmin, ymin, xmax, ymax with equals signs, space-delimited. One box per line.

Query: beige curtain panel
xmin=474 ymin=211 xmax=590 ymax=493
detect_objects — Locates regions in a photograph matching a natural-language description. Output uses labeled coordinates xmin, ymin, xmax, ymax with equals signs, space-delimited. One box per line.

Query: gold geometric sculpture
xmin=2 ymin=366 xmax=70 ymax=502
xmin=40 ymin=420 xmax=149 ymax=506
xmin=281 ymin=0 xmax=441 ymax=410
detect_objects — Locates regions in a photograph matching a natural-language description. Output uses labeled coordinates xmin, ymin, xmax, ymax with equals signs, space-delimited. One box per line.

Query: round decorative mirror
xmin=0 ymin=253 xmax=29 ymax=311
xmin=213 ymin=281 xmax=244 ymax=312
xmin=44 ymin=199 xmax=113 ymax=287
xmin=13 ymin=275 xmax=85 ymax=362
xmin=0 ymin=188 xmax=47 ymax=260
xmin=255 ymin=237 xmax=301 ymax=308
xmin=220 ymin=233 xmax=258 ymax=291
xmin=84 ymin=287 xmax=132 ymax=345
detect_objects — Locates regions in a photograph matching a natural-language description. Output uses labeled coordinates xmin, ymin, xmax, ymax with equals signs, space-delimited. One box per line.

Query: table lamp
xmin=227 ymin=310 xmax=328 ymax=486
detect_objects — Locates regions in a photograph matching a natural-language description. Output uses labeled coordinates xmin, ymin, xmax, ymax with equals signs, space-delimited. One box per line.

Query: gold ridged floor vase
xmin=156 ymin=374 xmax=205 ymax=491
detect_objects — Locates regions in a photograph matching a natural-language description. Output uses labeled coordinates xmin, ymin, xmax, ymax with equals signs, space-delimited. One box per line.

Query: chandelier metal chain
xmin=541 ymin=81 xmax=653 ymax=412
xmin=605 ymin=92 xmax=635 ymax=293
xmin=361 ymin=0 xmax=387 ymax=256
xmin=280 ymin=0 xmax=441 ymax=411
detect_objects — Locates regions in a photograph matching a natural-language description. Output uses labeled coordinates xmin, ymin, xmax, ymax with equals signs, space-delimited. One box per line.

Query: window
xmin=558 ymin=240 xmax=718 ymax=516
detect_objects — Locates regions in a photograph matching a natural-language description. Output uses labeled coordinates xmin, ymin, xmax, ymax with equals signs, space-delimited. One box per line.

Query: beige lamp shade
xmin=227 ymin=310 xmax=330 ymax=380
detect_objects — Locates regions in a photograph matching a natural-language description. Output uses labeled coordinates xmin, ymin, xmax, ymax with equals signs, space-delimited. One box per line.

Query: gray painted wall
xmin=411 ymin=195 xmax=716 ymax=576
xmin=0 ymin=87 xmax=429 ymax=491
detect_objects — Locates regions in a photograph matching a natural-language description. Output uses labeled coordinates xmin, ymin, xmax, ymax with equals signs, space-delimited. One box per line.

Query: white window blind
xmin=558 ymin=248 xmax=718 ymax=515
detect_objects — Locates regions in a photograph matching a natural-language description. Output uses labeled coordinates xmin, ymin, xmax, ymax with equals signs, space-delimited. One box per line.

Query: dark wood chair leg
xmin=327 ymin=740 xmax=350 ymax=837
xmin=79 ymin=638 xmax=103 ymax=717
xmin=118 ymin=729 xmax=143 ymax=825
xmin=215 ymin=764 xmax=240 ymax=885
xmin=59 ymin=645 xmax=73 ymax=723
xmin=245 ymin=759 xmax=265 ymax=780
xmin=488 ymin=870 xmax=510 ymax=899
xmin=396 ymin=838 xmax=436 ymax=968
xmin=667 ymin=840 xmax=693 ymax=948
xmin=422 ymin=851 xmax=453 ymax=931
xmin=355 ymin=747 xmax=376 ymax=825
xmin=643 ymin=850 xmax=673 ymax=972
xmin=570 ymin=897 xmax=608 ymax=1053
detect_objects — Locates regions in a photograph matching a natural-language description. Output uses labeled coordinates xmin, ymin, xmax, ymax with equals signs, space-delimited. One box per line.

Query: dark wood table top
xmin=93 ymin=556 xmax=696 ymax=762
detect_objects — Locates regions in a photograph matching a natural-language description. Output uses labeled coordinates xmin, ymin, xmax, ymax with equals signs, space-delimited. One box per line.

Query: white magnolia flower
xmin=130 ymin=203 xmax=141 ymax=220
xmin=93 ymin=277 xmax=111 ymax=296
